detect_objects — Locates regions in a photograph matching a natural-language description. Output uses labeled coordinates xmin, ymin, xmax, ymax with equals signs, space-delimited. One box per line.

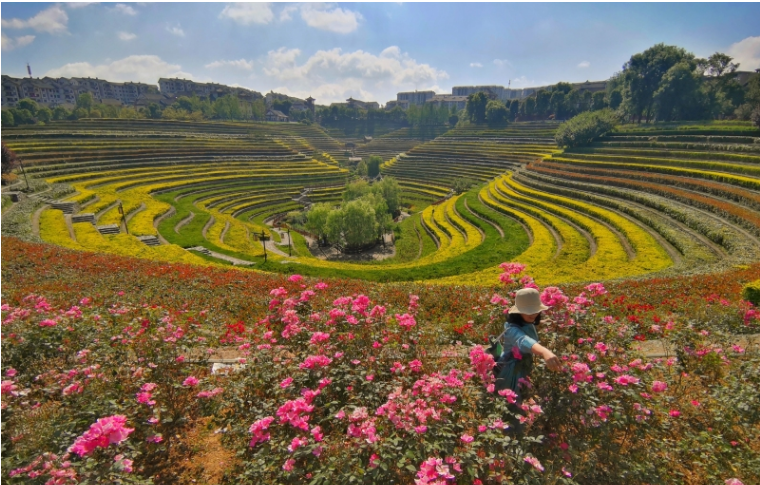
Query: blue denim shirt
xmin=495 ymin=313 xmax=541 ymax=393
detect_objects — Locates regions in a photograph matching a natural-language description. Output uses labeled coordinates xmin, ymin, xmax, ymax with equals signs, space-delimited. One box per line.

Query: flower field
xmin=1 ymin=235 xmax=759 ymax=484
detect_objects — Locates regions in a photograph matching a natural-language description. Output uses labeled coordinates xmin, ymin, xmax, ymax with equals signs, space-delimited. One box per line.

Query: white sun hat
xmin=508 ymin=288 xmax=550 ymax=314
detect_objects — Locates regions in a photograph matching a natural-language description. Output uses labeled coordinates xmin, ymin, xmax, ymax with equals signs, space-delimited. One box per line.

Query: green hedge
xmin=742 ymin=280 xmax=760 ymax=305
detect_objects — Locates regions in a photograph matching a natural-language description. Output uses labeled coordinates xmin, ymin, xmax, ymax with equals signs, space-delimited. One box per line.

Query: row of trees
xmin=355 ymin=155 xmax=382 ymax=179
xmin=463 ymin=44 xmax=760 ymax=125
xmin=1 ymin=92 xmax=318 ymax=127
xmin=612 ymin=45 xmax=759 ymax=123
xmin=305 ymin=178 xmax=400 ymax=250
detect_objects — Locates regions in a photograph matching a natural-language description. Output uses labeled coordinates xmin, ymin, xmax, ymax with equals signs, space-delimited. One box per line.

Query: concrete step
xmin=187 ymin=246 xmax=212 ymax=256
xmin=137 ymin=235 xmax=160 ymax=246
xmin=71 ymin=213 xmax=95 ymax=224
xmin=51 ymin=201 xmax=79 ymax=214
xmin=96 ymin=224 xmax=120 ymax=235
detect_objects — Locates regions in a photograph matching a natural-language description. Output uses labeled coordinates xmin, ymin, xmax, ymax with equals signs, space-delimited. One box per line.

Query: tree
xmin=12 ymin=108 xmax=34 ymax=125
xmin=592 ymin=91 xmax=607 ymax=111
xmin=608 ymin=90 xmax=623 ymax=110
xmin=2 ymin=110 xmax=15 ymax=127
xmin=524 ymin=97 xmax=536 ymax=117
xmin=448 ymin=112 xmax=459 ymax=126
xmin=252 ymin=99 xmax=266 ymax=121
xmin=372 ymin=177 xmax=401 ymax=214
xmin=509 ymin=99 xmax=519 ymax=121
xmin=305 ymin=203 xmax=332 ymax=244
xmin=324 ymin=208 xmax=344 ymax=245
xmin=342 ymin=198 xmax=377 ymax=248
xmin=17 ymin=98 xmax=38 ymax=117
xmin=486 ymin=100 xmax=509 ymax=125
xmin=550 ymin=91 xmax=567 ymax=119
xmin=621 ymin=44 xmax=692 ymax=123
xmin=367 ymin=155 xmax=382 ymax=178
xmin=356 ymin=160 xmax=368 ymax=177
xmin=147 ymin=103 xmax=162 ymax=119
xmin=343 ymin=180 xmax=370 ymax=203
xmin=1 ymin=142 xmax=19 ymax=175
xmin=89 ymin=109 xmax=102 ymax=119
xmin=554 ymin=82 xmax=573 ymax=94
xmin=653 ymin=59 xmax=705 ymax=121
xmin=53 ymin=106 xmax=70 ymax=121
xmin=465 ymin=92 xmax=488 ymax=123
xmin=72 ymin=108 xmax=89 ymax=120
xmin=535 ymin=90 xmax=551 ymax=117
xmin=705 ymin=52 xmax=739 ymax=78
xmin=119 ymin=107 xmax=139 ymax=119
xmin=272 ymin=99 xmax=292 ymax=116
xmin=76 ymin=93 xmax=93 ymax=112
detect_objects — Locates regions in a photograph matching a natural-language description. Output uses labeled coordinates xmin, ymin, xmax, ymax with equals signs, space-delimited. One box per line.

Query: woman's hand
xmin=541 ymin=350 xmax=562 ymax=372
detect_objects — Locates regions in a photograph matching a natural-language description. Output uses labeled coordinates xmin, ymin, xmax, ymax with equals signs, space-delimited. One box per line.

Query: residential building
xmin=396 ymin=90 xmax=436 ymax=107
xmin=266 ymin=109 xmax=289 ymax=122
xmin=1 ymin=74 xmax=156 ymax=108
xmin=425 ymin=95 xmax=468 ymax=111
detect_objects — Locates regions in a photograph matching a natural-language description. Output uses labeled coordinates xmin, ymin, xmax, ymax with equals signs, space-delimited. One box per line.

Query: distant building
xmin=397 ymin=90 xmax=436 ymax=107
xmin=266 ymin=109 xmax=289 ymax=122
xmin=426 ymin=94 xmax=468 ymax=111
xmin=344 ymin=97 xmax=380 ymax=110
xmin=2 ymin=74 xmax=156 ymax=108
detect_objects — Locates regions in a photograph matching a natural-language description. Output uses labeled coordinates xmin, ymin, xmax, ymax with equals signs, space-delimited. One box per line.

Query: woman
xmin=495 ymin=288 xmax=562 ymax=394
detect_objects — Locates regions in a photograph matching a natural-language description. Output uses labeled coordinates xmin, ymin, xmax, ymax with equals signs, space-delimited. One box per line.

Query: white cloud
xmin=2 ymin=34 xmax=36 ymax=51
xmin=493 ymin=59 xmax=512 ymax=68
xmin=727 ymin=36 xmax=760 ymax=71
xmin=300 ymin=4 xmax=362 ymax=34
xmin=280 ymin=5 xmax=298 ymax=21
xmin=219 ymin=3 xmax=274 ymax=25
xmin=113 ymin=3 xmax=137 ymax=16
xmin=205 ymin=59 xmax=254 ymax=71
xmin=118 ymin=31 xmax=136 ymax=41
xmin=578 ymin=60 xmax=591 ymax=68
xmin=44 ymin=55 xmax=193 ymax=84
xmin=1 ymin=5 xmax=69 ymax=34
xmin=166 ymin=23 xmax=185 ymax=37
xmin=262 ymin=46 xmax=448 ymax=104
xmin=67 ymin=2 xmax=98 ymax=8
xmin=470 ymin=62 xmax=483 ymax=68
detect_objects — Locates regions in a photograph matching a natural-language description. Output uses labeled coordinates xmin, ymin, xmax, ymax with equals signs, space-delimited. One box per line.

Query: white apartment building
xmin=1 ymin=75 xmax=156 ymax=108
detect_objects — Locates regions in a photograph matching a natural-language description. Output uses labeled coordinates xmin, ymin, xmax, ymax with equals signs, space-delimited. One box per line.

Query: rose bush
xmin=2 ymin=240 xmax=759 ymax=483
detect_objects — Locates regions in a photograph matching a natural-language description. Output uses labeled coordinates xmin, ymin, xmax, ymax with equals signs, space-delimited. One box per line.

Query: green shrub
xmin=555 ymin=108 xmax=619 ymax=148
xmin=742 ymin=279 xmax=760 ymax=305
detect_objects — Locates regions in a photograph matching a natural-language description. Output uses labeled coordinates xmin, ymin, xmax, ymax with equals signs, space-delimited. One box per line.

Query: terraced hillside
xmin=3 ymin=118 xmax=760 ymax=286
xmin=381 ymin=122 xmax=561 ymax=202
xmin=520 ymin=122 xmax=760 ymax=273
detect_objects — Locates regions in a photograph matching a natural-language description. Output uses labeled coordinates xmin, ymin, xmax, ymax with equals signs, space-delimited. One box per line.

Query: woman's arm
xmin=531 ymin=343 xmax=562 ymax=372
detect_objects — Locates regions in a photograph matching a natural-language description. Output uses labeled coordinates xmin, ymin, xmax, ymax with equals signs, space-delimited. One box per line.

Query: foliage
xmin=356 ymin=160 xmax=368 ymax=177
xmin=2 ymin=142 xmax=19 ymax=175
xmin=742 ymin=280 xmax=760 ymax=305
xmin=452 ymin=177 xmax=478 ymax=194
xmin=466 ymin=92 xmax=489 ymax=124
xmin=1 ymin=252 xmax=758 ymax=484
xmin=485 ymin=100 xmax=509 ymax=125
xmin=554 ymin=109 xmax=619 ymax=147
xmin=367 ymin=155 xmax=382 ymax=178
xmin=2 ymin=109 xmax=15 ymax=127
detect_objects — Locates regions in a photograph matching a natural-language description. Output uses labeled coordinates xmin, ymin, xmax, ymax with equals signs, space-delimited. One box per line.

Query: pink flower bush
xmin=182 ymin=376 xmax=199 ymax=387
xmin=69 ymin=415 xmax=134 ymax=457
xmin=651 ymin=381 xmax=668 ymax=393
xmin=524 ymin=455 xmax=544 ymax=472
xmin=249 ymin=416 xmax=275 ymax=447
xmin=540 ymin=287 xmax=568 ymax=307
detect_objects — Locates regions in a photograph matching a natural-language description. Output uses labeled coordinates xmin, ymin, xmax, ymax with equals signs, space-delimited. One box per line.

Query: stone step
xmin=51 ymin=201 xmax=79 ymax=214
xmin=187 ymin=246 xmax=212 ymax=256
xmin=71 ymin=213 xmax=95 ymax=224
xmin=96 ymin=224 xmax=120 ymax=235
xmin=137 ymin=235 xmax=160 ymax=246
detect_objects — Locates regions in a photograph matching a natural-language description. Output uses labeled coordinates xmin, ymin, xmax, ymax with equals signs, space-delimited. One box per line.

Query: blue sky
xmin=2 ymin=2 xmax=760 ymax=105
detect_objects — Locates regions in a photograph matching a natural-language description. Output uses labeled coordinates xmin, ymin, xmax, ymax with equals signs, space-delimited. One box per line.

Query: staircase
xmin=51 ymin=201 xmax=79 ymax=214
xmin=96 ymin=224 xmax=120 ymax=235
xmin=188 ymin=246 xmax=212 ymax=256
xmin=72 ymin=213 xmax=95 ymax=224
xmin=137 ymin=235 xmax=160 ymax=246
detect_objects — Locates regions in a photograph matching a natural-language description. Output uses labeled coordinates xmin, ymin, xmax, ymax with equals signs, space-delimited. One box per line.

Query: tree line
xmin=463 ymin=43 xmax=760 ymax=125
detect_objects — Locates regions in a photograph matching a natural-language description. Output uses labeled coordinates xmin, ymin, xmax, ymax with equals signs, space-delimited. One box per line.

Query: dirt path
xmin=220 ymin=221 xmax=230 ymax=245
xmin=478 ymin=193 xmax=534 ymax=245
xmin=31 ymin=204 xmax=49 ymax=239
xmin=152 ymin=206 xmax=175 ymax=245
xmin=125 ymin=203 xmax=145 ymax=223
xmin=174 ymin=210 xmax=193 ymax=233
xmin=94 ymin=199 xmax=119 ymax=223
xmin=414 ymin=223 xmax=423 ymax=260
xmin=202 ymin=216 xmax=215 ymax=240
xmin=65 ymin=214 xmax=76 ymax=242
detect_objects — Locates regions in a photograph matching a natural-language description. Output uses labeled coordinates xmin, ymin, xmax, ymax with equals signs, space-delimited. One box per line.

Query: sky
xmin=2 ymin=2 xmax=760 ymax=105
